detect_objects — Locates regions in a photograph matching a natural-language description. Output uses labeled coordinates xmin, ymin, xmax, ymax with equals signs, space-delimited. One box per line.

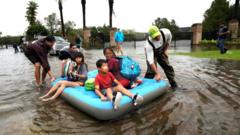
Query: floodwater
xmin=0 ymin=41 xmax=240 ymax=135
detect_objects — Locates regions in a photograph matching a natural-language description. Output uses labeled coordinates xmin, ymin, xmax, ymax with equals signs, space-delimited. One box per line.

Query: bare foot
xmin=39 ymin=95 xmax=49 ymax=100
xmin=39 ymin=81 xmax=47 ymax=87
xmin=35 ymin=83 xmax=41 ymax=88
xmin=42 ymin=98 xmax=54 ymax=102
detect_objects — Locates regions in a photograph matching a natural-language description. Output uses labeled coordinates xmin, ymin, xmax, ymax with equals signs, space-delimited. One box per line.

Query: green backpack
xmin=85 ymin=78 xmax=95 ymax=91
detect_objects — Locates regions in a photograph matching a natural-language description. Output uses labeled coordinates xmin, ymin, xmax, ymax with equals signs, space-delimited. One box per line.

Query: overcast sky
xmin=0 ymin=0 xmax=235 ymax=36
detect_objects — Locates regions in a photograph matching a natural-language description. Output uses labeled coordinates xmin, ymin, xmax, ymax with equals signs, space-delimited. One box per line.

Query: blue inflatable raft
xmin=53 ymin=70 xmax=169 ymax=120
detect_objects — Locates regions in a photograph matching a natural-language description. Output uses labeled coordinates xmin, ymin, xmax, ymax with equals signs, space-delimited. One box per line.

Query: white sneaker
xmin=113 ymin=92 xmax=122 ymax=110
xmin=132 ymin=94 xmax=143 ymax=106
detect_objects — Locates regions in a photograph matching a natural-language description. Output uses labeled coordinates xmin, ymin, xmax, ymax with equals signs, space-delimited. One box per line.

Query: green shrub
xmin=200 ymin=39 xmax=217 ymax=45
xmin=200 ymin=39 xmax=240 ymax=45
xmin=0 ymin=36 xmax=23 ymax=46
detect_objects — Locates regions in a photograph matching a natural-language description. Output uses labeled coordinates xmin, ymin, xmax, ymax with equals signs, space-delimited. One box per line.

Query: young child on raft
xmin=39 ymin=52 xmax=88 ymax=101
xmin=94 ymin=59 xmax=143 ymax=110
xmin=103 ymin=47 xmax=142 ymax=89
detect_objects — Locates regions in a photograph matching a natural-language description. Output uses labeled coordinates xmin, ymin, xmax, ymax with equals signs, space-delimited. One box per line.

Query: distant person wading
xmin=75 ymin=35 xmax=81 ymax=49
xmin=217 ymin=22 xmax=230 ymax=54
xmin=114 ymin=29 xmax=124 ymax=56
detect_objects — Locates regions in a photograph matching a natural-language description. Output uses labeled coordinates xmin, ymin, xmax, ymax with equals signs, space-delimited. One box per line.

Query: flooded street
xmin=0 ymin=41 xmax=240 ymax=135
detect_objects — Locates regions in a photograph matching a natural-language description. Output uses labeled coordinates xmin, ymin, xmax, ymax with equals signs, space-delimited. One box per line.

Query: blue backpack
xmin=117 ymin=56 xmax=141 ymax=80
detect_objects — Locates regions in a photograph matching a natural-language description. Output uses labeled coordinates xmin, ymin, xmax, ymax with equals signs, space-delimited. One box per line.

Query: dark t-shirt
xmin=218 ymin=26 xmax=228 ymax=39
xmin=107 ymin=58 xmax=130 ymax=88
xmin=75 ymin=37 xmax=81 ymax=48
xmin=25 ymin=39 xmax=51 ymax=72
xmin=59 ymin=47 xmax=76 ymax=60
xmin=75 ymin=37 xmax=81 ymax=44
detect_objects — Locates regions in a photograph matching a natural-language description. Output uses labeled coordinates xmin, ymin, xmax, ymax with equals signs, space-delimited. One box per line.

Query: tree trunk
xmin=50 ymin=25 xmax=53 ymax=35
xmin=109 ymin=0 xmax=113 ymax=28
xmin=59 ymin=0 xmax=65 ymax=38
xmin=81 ymin=0 xmax=86 ymax=28
xmin=235 ymin=0 xmax=239 ymax=19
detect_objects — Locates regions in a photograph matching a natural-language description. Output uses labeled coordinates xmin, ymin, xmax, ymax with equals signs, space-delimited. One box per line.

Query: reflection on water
xmin=0 ymin=41 xmax=240 ymax=135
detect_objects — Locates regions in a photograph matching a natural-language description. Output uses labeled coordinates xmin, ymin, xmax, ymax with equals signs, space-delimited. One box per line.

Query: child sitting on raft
xmin=94 ymin=59 xmax=143 ymax=110
xmin=39 ymin=52 xmax=88 ymax=101
xmin=103 ymin=47 xmax=142 ymax=89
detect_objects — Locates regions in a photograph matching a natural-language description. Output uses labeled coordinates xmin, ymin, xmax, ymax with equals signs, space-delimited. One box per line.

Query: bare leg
xmin=42 ymin=81 xmax=80 ymax=101
xmin=114 ymin=85 xmax=133 ymax=98
xmin=105 ymin=88 xmax=114 ymax=101
xmin=34 ymin=63 xmax=41 ymax=86
xmin=41 ymin=69 xmax=47 ymax=84
xmin=61 ymin=60 xmax=67 ymax=77
xmin=119 ymin=44 xmax=123 ymax=56
xmin=39 ymin=82 xmax=62 ymax=100
xmin=116 ymin=43 xmax=120 ymax=53
xmin=115 ymin=84 xmax=143 ymax=106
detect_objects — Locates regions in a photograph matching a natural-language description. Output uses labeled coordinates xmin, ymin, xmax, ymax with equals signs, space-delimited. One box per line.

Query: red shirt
xmin=107 ymin=58 xmax=130 ymax=88
xmin=95 ymin=72 xmax=115 ymax=90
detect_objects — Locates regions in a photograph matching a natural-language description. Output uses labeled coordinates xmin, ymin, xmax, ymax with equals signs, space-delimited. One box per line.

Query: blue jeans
xmin=217 ymin=38 xmax=225 ymax=52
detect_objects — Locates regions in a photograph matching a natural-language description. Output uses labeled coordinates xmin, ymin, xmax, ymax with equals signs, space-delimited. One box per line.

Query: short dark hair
xmin=103 ymin=47 xmax=116 ymax=56
xmin=96 ymin=59 xmax=107 ymax=68
xmin=219 ymin=22 xmax=225 ymax=26
xmin=74 ymin=52 xmax=85 ymax=63
xmin=45 ymin=36 xmax=56 ymax=42
xmin=69 ymin=43 xmax=76 ymax=48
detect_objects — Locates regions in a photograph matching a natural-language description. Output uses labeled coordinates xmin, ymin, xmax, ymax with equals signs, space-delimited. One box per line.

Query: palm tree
xmin=234 ymin=0 xmax=239 ymax=19
xmin=26 ymin=1 xmax=38 ymax=26
xmin=44 ymin=13 xmax=59 ymax=35
xmin=108 ymin=0 xmax=114 ymax=28
xmin=81 ymin=0 xmax=86 ymax=28
xmin=58 ymin=0 xmax=66 ymax=37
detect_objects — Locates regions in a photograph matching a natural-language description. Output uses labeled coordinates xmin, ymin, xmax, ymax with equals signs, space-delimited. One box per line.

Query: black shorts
xmin=25 ymin=51 xmax=41 ymax=64
xmin=59 ymin=51 xmax=72 ymax=60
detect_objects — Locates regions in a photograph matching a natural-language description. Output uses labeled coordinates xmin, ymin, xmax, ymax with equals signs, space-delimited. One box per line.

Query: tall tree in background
xmin=44 ymin=13 xmax=59 ymax=35
xmin=26 ymin=22 xmax=49 ymax=38
xmin=25 ymin=1 xmax=49 ymax=40
xmin=229 ymin=4 xmax=240 ymax=20
xmin=65 ymin=21 xmax=76 ymax=35
xmin=63 ymin=21 xmax=79 ymax=42
xmin=81 ymin=0 xmax=86 ymax=28
xmin=98 ymin=25 xmax=111 ymax=42
xmin=0 ymin=32 xmax=2 ymax=37
xmin=202 ymin=0 xmax=229 ymax=32
xmin=26 ymin=1 xmax=38 ymax=26
xmin=108 ymin=0 xmax=114 ymax=28
xmin=58 ymin=0 xmax=66 ymax=37
xmin=153 ymin=17 xmax=179 ymax=34
xmin=234 ymin=0 xmax=239 ymax=19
